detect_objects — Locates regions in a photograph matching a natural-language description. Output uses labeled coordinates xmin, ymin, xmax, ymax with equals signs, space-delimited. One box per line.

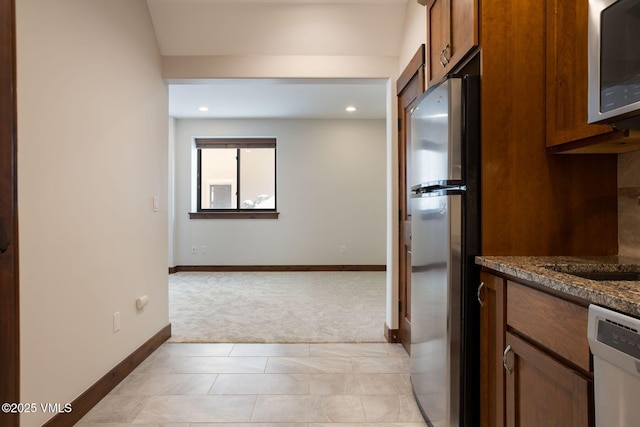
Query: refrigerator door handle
xmin=411 ymin=180 xmax=464 ymax=194
xmin=411 ymin=186 xmax=466 ymax=198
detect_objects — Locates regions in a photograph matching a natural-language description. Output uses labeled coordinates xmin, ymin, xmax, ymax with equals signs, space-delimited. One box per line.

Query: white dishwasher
xmin=588 ymin=304 xmax=640 ymax=427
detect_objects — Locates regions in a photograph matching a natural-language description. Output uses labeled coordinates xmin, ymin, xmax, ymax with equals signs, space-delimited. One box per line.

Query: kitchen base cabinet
xmin=504 ymin=332 xmax=591 ymax=427
xmin=506 ymin=281 xmax=590 ymax=371
xmin=479 ymin=269 xmax=594 ymax=427
xmin=479 ymin=272 xmax=505 ymax=427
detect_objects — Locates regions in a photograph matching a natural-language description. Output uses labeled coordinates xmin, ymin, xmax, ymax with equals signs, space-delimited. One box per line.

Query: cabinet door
xmin=425 ymin=0 xmax=478 ymax=87
xmin=426 ymin=0 xmax=449 ymax=86
xmin=504 ymin=332 xmax=591 ymax=427
xmin=479 ymin=272 xmax=505 ymax=427
xmin=449 ymin=0 xmax=478 ymax=72
xmin=545 ymin=0 xmax=616 ymax=148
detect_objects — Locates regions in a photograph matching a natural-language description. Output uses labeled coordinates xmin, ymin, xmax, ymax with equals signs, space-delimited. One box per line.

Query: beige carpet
xmin=168 ymin=271 xmax=387 ymax=343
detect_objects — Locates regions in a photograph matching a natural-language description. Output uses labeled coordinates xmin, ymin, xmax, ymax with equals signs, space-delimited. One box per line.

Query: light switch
xmin=153 ymin=196 xmax=159 ymax=212
xmin=113 ymin=312 xmax=120 ymax=332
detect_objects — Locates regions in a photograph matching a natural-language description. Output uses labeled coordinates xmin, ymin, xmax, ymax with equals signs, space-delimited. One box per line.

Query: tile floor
xmin=75 ymin=342 xmax=427 ymax=427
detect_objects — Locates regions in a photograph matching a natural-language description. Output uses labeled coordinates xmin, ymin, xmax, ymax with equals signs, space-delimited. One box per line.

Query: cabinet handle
xmin=477 ymin=281 xmax=485 ymax=307
xmin=503 ymin=345 xmax=513 ymax=374
xmin=439 ymin=45 xmax=451 ymax=68
xmin=442 ymin=44 xmax=450 ymax=66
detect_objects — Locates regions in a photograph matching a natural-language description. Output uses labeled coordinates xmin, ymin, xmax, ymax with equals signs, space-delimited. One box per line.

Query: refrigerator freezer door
xmin=410 ymin=78 xmax=463 ymax=188
xmin=411 ymin=192 xmax=462 ymax=427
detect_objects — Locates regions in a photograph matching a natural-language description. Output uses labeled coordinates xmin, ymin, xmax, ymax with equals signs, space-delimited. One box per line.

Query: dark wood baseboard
xmin=384 ymin=322 xmax=400 ymax=343
xmin=42 ymin=324 xmax=171 ymax=427
xmin=172 ymin=265 xmax=386 ymax=273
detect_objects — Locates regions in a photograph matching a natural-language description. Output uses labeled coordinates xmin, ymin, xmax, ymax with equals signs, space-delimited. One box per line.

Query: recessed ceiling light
xmin=346 ymin=106 xmax=357 ymax=112
xmin=198 ymin=106 xmax=209 ymax=112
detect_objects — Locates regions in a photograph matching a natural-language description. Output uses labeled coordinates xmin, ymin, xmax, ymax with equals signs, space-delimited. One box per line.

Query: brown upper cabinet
xmin=419 ymin=0 xmax=478 ymax=88
xmin=545 ymin=0 xmax=640 ymax=153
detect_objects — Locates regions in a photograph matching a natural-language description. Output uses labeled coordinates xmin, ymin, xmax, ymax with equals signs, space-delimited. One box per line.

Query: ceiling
xmin=145 ymin=0 xmax=409 ymax=119
xmin=168 ymin=78 xmax=388 ymax=119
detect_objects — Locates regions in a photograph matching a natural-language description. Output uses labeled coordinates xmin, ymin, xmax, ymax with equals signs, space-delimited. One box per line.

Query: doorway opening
xmin=167 ymin=78 xmax=391 ymax=344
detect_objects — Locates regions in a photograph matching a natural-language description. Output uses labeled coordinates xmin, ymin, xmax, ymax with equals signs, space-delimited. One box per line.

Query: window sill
xmin=189 ymin=211 xmax=279 ymax=219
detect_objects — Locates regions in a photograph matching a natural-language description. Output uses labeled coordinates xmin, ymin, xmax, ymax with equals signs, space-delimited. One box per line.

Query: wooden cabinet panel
xmin=480 ymin=0 xmax=618 ymax=256
xmin=504 ymin=332 xmax=591 ymax=427
xmin=479 ymin=272 xmax=505 ymax=427
xmin=507 ymin=281 xmax=590 ymax=371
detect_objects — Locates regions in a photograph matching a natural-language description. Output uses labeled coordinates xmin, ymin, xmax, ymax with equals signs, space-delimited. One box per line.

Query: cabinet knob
xmin=503 ymin=345 xmax=513 ymax=374
xmin=477 ymin=281 xmax=485 ymax=307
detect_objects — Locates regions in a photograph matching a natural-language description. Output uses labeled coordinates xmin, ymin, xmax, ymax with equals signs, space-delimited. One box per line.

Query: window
xmin=192 ymin=137 xmax=277 ymax=219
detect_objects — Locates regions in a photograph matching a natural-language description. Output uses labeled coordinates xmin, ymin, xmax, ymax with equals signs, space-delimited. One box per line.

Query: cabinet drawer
xmin=507 ymin=281 xmax=590 ymax=372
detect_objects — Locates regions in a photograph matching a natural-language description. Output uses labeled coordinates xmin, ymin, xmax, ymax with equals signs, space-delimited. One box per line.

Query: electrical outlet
xmin=113 ymin=312 xmax=120 ymax=332
xmin=202 ymin=245 xmax=207 ymax=254
xmin=191 ymin=246 xmax=197 ymax=254
xmin=340 ymin=245 xmax=347 ymax=254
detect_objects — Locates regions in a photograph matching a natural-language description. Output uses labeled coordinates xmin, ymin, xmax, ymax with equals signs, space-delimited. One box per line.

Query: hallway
xmin=74 ymin=342 xmax=426 ymax=425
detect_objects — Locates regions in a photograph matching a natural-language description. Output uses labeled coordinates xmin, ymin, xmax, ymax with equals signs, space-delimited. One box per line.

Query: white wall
xmin=169 ymin=117 xmax=176 ymax=266
xmin=173 ymin=118 xmax=386 ymax=266
xmin=398 ymin=0 xmax=427 ymax=75
xmin=16 ymin=1 xmax=169 ymax=425
xmin=163 ymin=55 xmax=399 ymax=81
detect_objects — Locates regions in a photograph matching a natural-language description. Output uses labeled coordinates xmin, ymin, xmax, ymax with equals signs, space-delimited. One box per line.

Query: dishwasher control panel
xmin=588 ymin=304 xmax=640 ymax=427
xmin=588 ymin=304 xmax=640 ymax=375
xmin=596 ymin=319 xmax=640 ymax=359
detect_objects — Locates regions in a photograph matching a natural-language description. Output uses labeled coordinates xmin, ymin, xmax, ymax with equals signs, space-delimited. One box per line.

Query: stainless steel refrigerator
xmin=409 ymin=75 xmax=480 ymax=427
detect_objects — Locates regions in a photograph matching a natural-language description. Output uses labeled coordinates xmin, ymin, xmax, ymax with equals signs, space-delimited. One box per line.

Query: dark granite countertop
xmin=475 ymin=255 xmax=640 ymax=318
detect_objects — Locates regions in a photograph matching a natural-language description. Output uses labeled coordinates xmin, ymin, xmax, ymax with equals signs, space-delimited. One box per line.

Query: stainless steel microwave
xmin=588 ymin=0 xmax=640 ymax=129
